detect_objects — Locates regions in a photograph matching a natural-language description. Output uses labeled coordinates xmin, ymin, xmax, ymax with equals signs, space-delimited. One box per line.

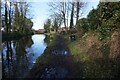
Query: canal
xmin=2 ymin=34 xmax=47 ymax=78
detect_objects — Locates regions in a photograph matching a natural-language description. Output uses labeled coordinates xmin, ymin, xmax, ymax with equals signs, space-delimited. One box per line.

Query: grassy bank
xmin=67 ymin=30 xmax=120 ymax=78
xmin=68 ymin=40 xmax=90 ymax=62
xmin=59 ymin=32 xmax=91 ymax=62
xmin=27 ymin=31 xmax=120 ymax=78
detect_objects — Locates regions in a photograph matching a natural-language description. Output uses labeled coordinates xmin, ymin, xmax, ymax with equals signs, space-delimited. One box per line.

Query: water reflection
xmin=2 ymin=34 xmax=47 ymax=78
xmin=31 ymin=35 xmax=47 ymax=63
xmin=44 ymin=34 xmax=54 ymax=45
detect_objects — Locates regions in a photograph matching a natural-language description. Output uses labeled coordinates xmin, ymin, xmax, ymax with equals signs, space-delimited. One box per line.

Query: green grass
xmin=68 ymin=40 xmax=90 ymax=62
xmin=60 ymin=32 xmax=90 ymax=62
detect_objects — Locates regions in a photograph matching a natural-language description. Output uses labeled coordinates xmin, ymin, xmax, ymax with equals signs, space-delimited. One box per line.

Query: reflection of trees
xmin=44 ymin=35 xmax=50 ymax=45
xmin=15 ymin=36 xmax=33 ymax=78
xmin=2 ymin=36 xmax=33 ymax=78
xmin=2 ymin=41 xmax=13 ymax=78
xmin=44 ymin=34 xmax=54 ymax=45
xmin=16 ymin=36 xmax=33 ymax=53
xmin=16 ymin=36 xmax=33 ymax=64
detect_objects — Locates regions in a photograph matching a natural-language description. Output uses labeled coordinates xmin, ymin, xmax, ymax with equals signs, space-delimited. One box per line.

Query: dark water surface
xmin=2 ymin=34 xmax=47 ymax=78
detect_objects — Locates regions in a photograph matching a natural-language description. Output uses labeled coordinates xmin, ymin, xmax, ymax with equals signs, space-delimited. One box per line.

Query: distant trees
xmin=52 ymin=18 xmax=58 ymax=32
xmin=48 ymin=2 xmax=67 ymax=31
xmin=48 ymin=1 xmax=86 ymax=33
xmin=50 ymin=13 xmax=63 ymax=32
xmin=1 ymin=0 xmax=33 ymax=37
xmin=44 ymin=19 xmax=51 ymax=33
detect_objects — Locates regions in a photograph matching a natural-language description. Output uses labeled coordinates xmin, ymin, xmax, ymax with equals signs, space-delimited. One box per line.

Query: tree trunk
xmin=70 ymin=2 xmax=74 ymax=29
xmin=76 ymin=2 xmax=79 ymax=27
xmin=62 ymin=2 xmax=67 ymax=32
xmin=9 ymin=2 xmax=12 ymax=33
xmin=66 ymin=3 xmax=69 ymax=31
xmin=63 ymin=12 xmax=66 ymax=29
xmin=5 ymin=1 xmax=8 ymax=34
xmin=76 ymin=2 xmax=80 ymax=36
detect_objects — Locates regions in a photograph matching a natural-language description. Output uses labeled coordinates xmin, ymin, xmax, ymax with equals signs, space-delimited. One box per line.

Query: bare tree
xmin=48 ymin=2 xmax=67 ymax=31
xmin=74 ymin=0 xmax=86 ymax=35
xmin=50 ymin=12 xmax=63 ymax=28
xmin=8 ymin=2 xmax=12 ymax=33
xmin=4 ymin=0 xmax=8 ymax=33
xmin=69 ymin=2 xmax=75 ymax=29
xmin=75 ymin=0 xmax=85 ymax=25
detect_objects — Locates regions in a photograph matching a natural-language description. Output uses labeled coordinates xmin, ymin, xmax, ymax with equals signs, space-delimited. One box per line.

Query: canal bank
xmin=2 ymin=34 xmax=47 ymax=78
xmin=26 ymin=33 xmax=120 ymax=78
xmin=26 ymin=34 xmax=82 ymax=78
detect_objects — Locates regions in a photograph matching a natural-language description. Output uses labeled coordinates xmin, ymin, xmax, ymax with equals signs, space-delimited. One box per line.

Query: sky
xmin=30 ymin=0 xmax=100 ymax=30
xmin=30 ymin=2 xmax=50 ymax=30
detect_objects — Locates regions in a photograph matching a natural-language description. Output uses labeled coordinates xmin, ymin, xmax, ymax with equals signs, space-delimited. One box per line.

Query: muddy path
xmin=26 ymin=34 xmax=82 ymax=78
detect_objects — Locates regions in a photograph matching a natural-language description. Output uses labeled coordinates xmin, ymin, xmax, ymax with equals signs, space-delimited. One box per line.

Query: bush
xmin=51 ymin=28 xmax=54 ymax=31
xmin=96 ymin=27 xmax=112 ymax=40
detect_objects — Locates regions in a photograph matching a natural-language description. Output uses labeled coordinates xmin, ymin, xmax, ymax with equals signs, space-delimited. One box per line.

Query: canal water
xmin=1 ymin=34 xmax=47 ymax=78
